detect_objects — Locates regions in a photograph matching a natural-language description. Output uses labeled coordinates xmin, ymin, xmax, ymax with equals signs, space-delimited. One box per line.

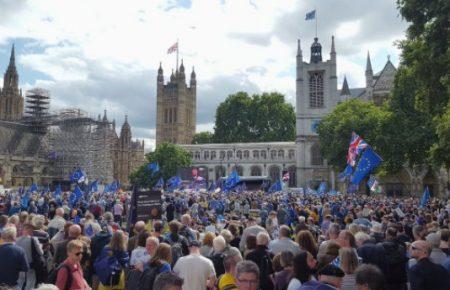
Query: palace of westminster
xmin=0 ymin=35 xmax=448 ymax=196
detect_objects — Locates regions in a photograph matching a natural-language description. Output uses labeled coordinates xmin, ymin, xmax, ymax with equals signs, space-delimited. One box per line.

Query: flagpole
xmin=176 ymin=38 xmax=179 ymax=72
xmin=315 ymin=7 xmax=318 ymax=38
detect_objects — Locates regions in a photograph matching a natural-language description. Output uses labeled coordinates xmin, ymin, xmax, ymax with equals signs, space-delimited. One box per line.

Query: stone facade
xmin=0 ymin=46 xmax=145 ymax=187
xmin=156 ymin=61 xmax=196 ymax=146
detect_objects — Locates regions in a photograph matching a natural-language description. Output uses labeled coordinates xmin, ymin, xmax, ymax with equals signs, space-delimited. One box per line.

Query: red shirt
xmin=56 ymin=259 xmax=89 ymax=290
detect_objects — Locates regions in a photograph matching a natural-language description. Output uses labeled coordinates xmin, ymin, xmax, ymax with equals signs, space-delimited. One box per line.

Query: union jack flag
xmin=347 ymin=132 xmax=368 ymax=167
xmin=167 ymin=42 xmax=178 ymax=54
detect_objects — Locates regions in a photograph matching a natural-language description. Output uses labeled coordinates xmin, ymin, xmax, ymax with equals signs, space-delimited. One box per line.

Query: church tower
xmin=155 ymin=61 xmax=196 ymax=146
xmin=295 ymin=36 xmax=338 ymax=188
xmin=0 ymin=45 xmax=24 ymax=121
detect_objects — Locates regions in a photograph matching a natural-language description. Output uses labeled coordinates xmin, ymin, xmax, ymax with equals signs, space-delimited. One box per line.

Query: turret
xmin=340 ymin=76 xmax=351 ymax=98
xmin=330 ymin=35 xmax=336 ymax=62
xmin=190 ymin=67 xmax=196 ymax=87
xmin=3 ymin=44 xmax=19 ymax=92
xmin=365 ymin=51 xmax=373 ymax=88
xmin=179 ymin=59 xmax=185 ymax=81
xmin=310 ymin=37 xmax=322 ymax=63
xmin=120 ymin=115 xmax=131 ymax=147
xmin=102 ymin=109 xmax=108 ymax=122
xmin=170 ymin=69 xmax=175 ymax=82
xmin=157 ymin=62 xmax=164 ymax=85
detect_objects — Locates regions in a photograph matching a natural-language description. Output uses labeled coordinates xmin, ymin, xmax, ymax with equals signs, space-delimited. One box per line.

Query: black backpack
xmin=30 ymin=237 xmax=48 ymax=285
xmin=47 ymin=264 xmax=72 ymax=290
xmin=138 ymin=264 xmax=161 ymax=290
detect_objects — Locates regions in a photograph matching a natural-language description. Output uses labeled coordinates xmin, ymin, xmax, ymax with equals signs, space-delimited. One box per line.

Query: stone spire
xmin=157 ymin=62 xmax=164 ymax=84
xmin=365 ymin=51 xmax=373 ymax=88
xmin=102 ymin=109 xmax=108 ymax=122
xmin=120 ymin=115 xmax=131 ymax=144
xmin=179 ymin=59 xmax=185 ymax=81
xmin=310 ymin=37 xmax=322 ymax=63
xmin=297 ymin=39 xmax=302 ymax=59
xmin=3 ymin=44 xmax=19 ymax=91
xmin=340 ymin=76 xmax=351 ymax=96
xmin=330 ymin=35 xmax=336 ymax=62
xmin=190 ymin=66 xmax=196 ymax=87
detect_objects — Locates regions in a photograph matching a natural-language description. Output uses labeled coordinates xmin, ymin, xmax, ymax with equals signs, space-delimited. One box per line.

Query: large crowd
xmin=0 ymin=188 xmax=450 ymax=290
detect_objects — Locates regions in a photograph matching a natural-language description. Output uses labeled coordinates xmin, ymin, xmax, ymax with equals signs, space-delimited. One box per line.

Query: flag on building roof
xmin=305 ymin=10 xmax=316 ymax=20
xmin=167 ymin=42 xmax=178 ymax=54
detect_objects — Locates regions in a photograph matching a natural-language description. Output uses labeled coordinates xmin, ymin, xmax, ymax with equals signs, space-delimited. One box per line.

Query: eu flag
xmin=147 ymin=162 xmax=160 ymax=175
xmin=268 ymin=180 xmax=283 ymax=193
xmin=225 ymin=170 xmax=240 ymax=190
xmin=305 ymin=10 xmax=316 ymax=20
xmin=155 ymin=177 xmax=164 ymax=188
xmin=350 ymin=148 xmax=382 ymax=185
xmin=420 ymin=186 xmax=430 ymax=207
xmin=318 ymin=182 xmax=327 ymax=194
xmin=54 ymin=184 xmax=62 ymax=197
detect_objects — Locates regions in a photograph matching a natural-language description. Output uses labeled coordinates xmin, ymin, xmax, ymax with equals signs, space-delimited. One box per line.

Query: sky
xmin=0 ymin=0 xmax=408 ymax=150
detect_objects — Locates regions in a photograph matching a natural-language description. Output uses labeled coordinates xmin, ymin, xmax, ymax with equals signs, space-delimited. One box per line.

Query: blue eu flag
xmin=420 ymin=186 xmax=430 ymax=208
xmin=268 ymin=180 xmax=283 ymax=193
xmin=350 ymin=148 xmax=382 ymax=185
xmin=305 ymin=10 xmax=316 ymax=20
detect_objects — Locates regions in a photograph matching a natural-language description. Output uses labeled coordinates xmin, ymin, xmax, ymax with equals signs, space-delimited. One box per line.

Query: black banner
xmin=135 ymin=190 xmax=162 ymax=222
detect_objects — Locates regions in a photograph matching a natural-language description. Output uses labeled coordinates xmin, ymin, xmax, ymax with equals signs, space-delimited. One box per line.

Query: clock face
xmin=311 ymin=120 xmax=321 ymax=133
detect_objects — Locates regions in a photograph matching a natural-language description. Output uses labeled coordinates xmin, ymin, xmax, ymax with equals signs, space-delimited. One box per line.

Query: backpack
xmin=166 ymin=235 xmax=184 ymax=266
xmin=47 ymin=264 xmax=72 ymax=290
xmin=137 ymin=263 xmax=161 ymax=290
xmin=258 ymin=254 xmax=274 ymax=290
xmin=30 ymin=237 xmax=48 ymax=284
xmin=94 ymin=248 xmax=122 ymax=286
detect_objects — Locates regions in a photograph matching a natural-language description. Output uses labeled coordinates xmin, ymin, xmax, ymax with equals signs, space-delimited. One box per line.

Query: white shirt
xmin=130 ymin=246 xmax=150 ymax=266
xmin=48 ymin=216 xmax=66 ymax=231
xmin=174 ymin=253 xmax=216 ymax=290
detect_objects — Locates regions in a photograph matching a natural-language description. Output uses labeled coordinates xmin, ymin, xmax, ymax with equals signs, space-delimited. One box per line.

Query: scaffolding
xmin=24 ymin=88 xmax=51 ymax=134
xmin=47 ymin=110 xmax=116 ymax=183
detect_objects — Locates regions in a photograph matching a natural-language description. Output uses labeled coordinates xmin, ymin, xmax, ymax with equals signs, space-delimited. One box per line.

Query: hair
xmin=385 ymin=227 xmax=397 ymax=240
xmin=440 ymin=229 xmax=450 ymax=242
xmin=103 ymin=212 xmax=114 ymax=223
xmin=1 ymin=226 xmax=17 ymax=242
xmin=35 ymin=284 xmax=59 ymax=290
xmin=150 ymin=243 xmax=172 ymax=265
xmin=109 ymin=230 xmax=127 ymax=251
xmin=31 ymin=215 xmax=45 ymax=230
xmin=202 ymin=232 xmax=215 ymax=247
xmin=339 ymin=248 xmax=359 ymax=274
xmin=223 ymin=247 xmax=242 ymax=272
xmin=292 ymin=251 xmax=313 ymax=284
xmin=63 ymin=221 xmax=74 ymax=239
xmin=181 ymin=214 xmax=191 ymax=225
xmin=354 ymin=232 xmax=371 ymax=245
xmin=413 ymin=224 xmax=427 ymax=240
xmin=246 ymin=234 xmax=257 ymax=251
xmin=213 ymin=235 xmax=227 ymax=252
xmin=340 ymin=230 xmax=356 ymax=248
xmin=272 ymin=253 xmax=283 ymax=272
xmin=279 ymin=225 xmax=291 ymax=238
xmin=256 ymin=231 xmax=270 ymax=246
xmin=153 ymin=220 xmax=163 ymax=233
xmin=236 ymin=260 xmax=260 ymax=280
xmin=9 ymin=215 xmax=19 ymax=225
xmin=19 ymin=211 xmax=29 ymax=224
xmin=137 ymin=231 xmax=149 ymax=248
xmin=348 ymin=223 xmax=360 ymax=235
xmin=328 ymin=223 xmax=341 ymax=238
xmin=280 ymin=251 xmax=294 ymax=268
xmin=67 ymin=239 xmax=84 ymax=253
xmin=228 ymin=224 xmax=239 ymax=237
xmin=153 ymin=271 xmax=183 ymax=290
xmin=169 ymin=220 xmax=181 ymax=233
xmin=296 ymin=230 xmax=318 ymax=257
xmin=22 ymin=223 xmax=35 ymax=233
xmin=0 ymin=215 xmax=8 ymax=227
xmin=220 ymin=229 xmax=233 ymax=244
xmin=355 ymin=264 xmax=387 ymax=290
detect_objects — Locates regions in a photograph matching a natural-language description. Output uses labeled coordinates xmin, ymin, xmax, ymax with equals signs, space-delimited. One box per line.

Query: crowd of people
xmin=0 ymin=188 xmax=450 ymax=290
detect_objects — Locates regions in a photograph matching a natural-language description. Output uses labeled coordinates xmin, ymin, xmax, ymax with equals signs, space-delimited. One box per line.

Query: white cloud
xmin=0 ymin=0 xmax=408 ymax=150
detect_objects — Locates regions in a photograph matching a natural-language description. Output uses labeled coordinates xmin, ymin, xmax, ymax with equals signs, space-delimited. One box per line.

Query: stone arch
xmin=236 ymin=150 xmax=243 ymax=159
xmin=268 ymin=165 xmax=281 ymax=182
xmin=232 ymin=165 xmax=244 ymax=176
xmin=288 ymin=149 xmax=295 ymax=159
xmin=423 ymin=169 xmax=439 ymax=197
xmin=203 ymin=151 xmax=210 ymax=160
xmin=278 ymin=150 xmax=284 ymax=159
xmin=250 ymin=165 xmax=262 ymax=176
xmin=243 ymin=150 xmax=250 ymax=159
xmin=270 ymin=150 xmax=277 ymax=160
xmin=227 ymin=150 xmax=233 ymax=159
xmin=252 ymin=150 xmax=259 ymax=159
xmin=261 ymin=150 xmax=267 ymax=159
xmin=287 ymin=166 xmax=297 ymax=187
xmin=215 ymin=165 xmax=226 ymax=181
xmin=311 ymin=143 xmax=323 ymax=166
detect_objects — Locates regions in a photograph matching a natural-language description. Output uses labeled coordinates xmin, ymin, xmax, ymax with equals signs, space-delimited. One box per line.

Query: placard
xmin=135 ymin=190 xmax=162 ymax=222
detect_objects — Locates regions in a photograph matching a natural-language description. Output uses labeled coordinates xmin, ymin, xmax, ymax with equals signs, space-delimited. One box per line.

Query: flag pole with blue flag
xmin=147 ymin=162 xmax=160 ymax=176
xmin=305 ymin=8 xmax=317 ymax=37
xmin=350 ymin=147 xmax=382 ymax=185
xmin=420 ymin=186 xmax=430 ymax=208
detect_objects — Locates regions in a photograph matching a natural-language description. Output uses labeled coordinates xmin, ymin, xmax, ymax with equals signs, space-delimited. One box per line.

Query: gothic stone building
xmin=177 ymin=36 xmax=448 ymax=197
xmin=155 ymin=61 xmax=196 ymax=146
xmin=0 ymin=45 xmax=145 ymax=188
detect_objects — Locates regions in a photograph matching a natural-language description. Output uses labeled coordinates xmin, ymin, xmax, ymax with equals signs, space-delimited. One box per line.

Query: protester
xmin=216 ymin=247 xmax=242 ymax=290
xmin=269 ymin=225 xmax=300 ymax=255
xmin=245 ymin=232 xmax=274 ymax=290
xmin=0 ymin=226 xmax=29 ymax=288
xmin=235 ymin=260 xmax=260 ymax=290
xmin=173 ymin=240 xmax=216 ymax=290
xmin=354 ymin=264 xmax=386 ymax=290
xmin=152 ymin=271 xmax=183 ymax=290
xmin=56 ymin=239 xmax=90 ymax=290
xmin=287 ymin=250 xmax=317 ymax=290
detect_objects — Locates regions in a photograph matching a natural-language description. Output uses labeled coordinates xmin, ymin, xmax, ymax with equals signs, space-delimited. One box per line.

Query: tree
xmin=317 ymin=99 xmax=390 ymax=171
xmin=430 ymin=105 xmax=450 ymax=168
xmin=130 ymin=142 xmax=192 ymax=188
xmin=192 ymin=131 xmax=214 ymax=144
xmin=213 ymin=91 xmax=295 ymax=143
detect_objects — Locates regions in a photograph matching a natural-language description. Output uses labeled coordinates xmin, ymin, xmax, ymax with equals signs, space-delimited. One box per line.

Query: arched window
xmin=250 ymin=166 xmax=262 ymax=176
xmin=270 ymin=150 xmax=277 ymax=160
xmin=243 ymin=150 xmax=250 ymax=159
xmin=289 ymin=149 xmax=295 ymax=159
xmin=211 ymin=151 xmax=217 ymax=160
xmin=309 ymin=71 xmax=324 ymax=108
xmin=232 ymin=165 xmax=244 ymax=176
xmin=215 ymin=166 xmax=226 ymax=180
xmin=220 ymin=151 xmax=226 ymax=159
xmin=311 ymin=143 xmax=323 ymax=165
xmin=227 ymin=150 xmax=233 ymax=159
xmin=253 ymin=150 xmax=259 ymax=159
xmin=278 ymin=150 xmax=284 ymax=159
xmin=269 ymin=166 xmax=281 ymax=182
xmin=194 ymin=151 xmax=201 ymax=160
xmin=237 ymin=150 xmax=242 ymax=159
xmin=261 ymin=150 xmax=267 ymax=159
xmin=203 ymin=151 xmax=209 ymax=160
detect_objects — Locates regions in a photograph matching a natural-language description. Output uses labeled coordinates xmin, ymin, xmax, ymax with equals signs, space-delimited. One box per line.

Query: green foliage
xmin=430 ymin=105 xmax=450 ymax=168
xmin=317 ymin=99 xmax=390 ymax=171
xmin=192 ymin=131 xmax=215 ymax=144
xmin=213 ymin=91 xmax=295 ymax=143
xmin=129 ymin=142 xmax=192 ymax=188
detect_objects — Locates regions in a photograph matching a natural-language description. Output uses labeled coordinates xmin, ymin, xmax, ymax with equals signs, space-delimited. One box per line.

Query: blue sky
xmin=0 ymin=0 xmax=407 ymax=149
